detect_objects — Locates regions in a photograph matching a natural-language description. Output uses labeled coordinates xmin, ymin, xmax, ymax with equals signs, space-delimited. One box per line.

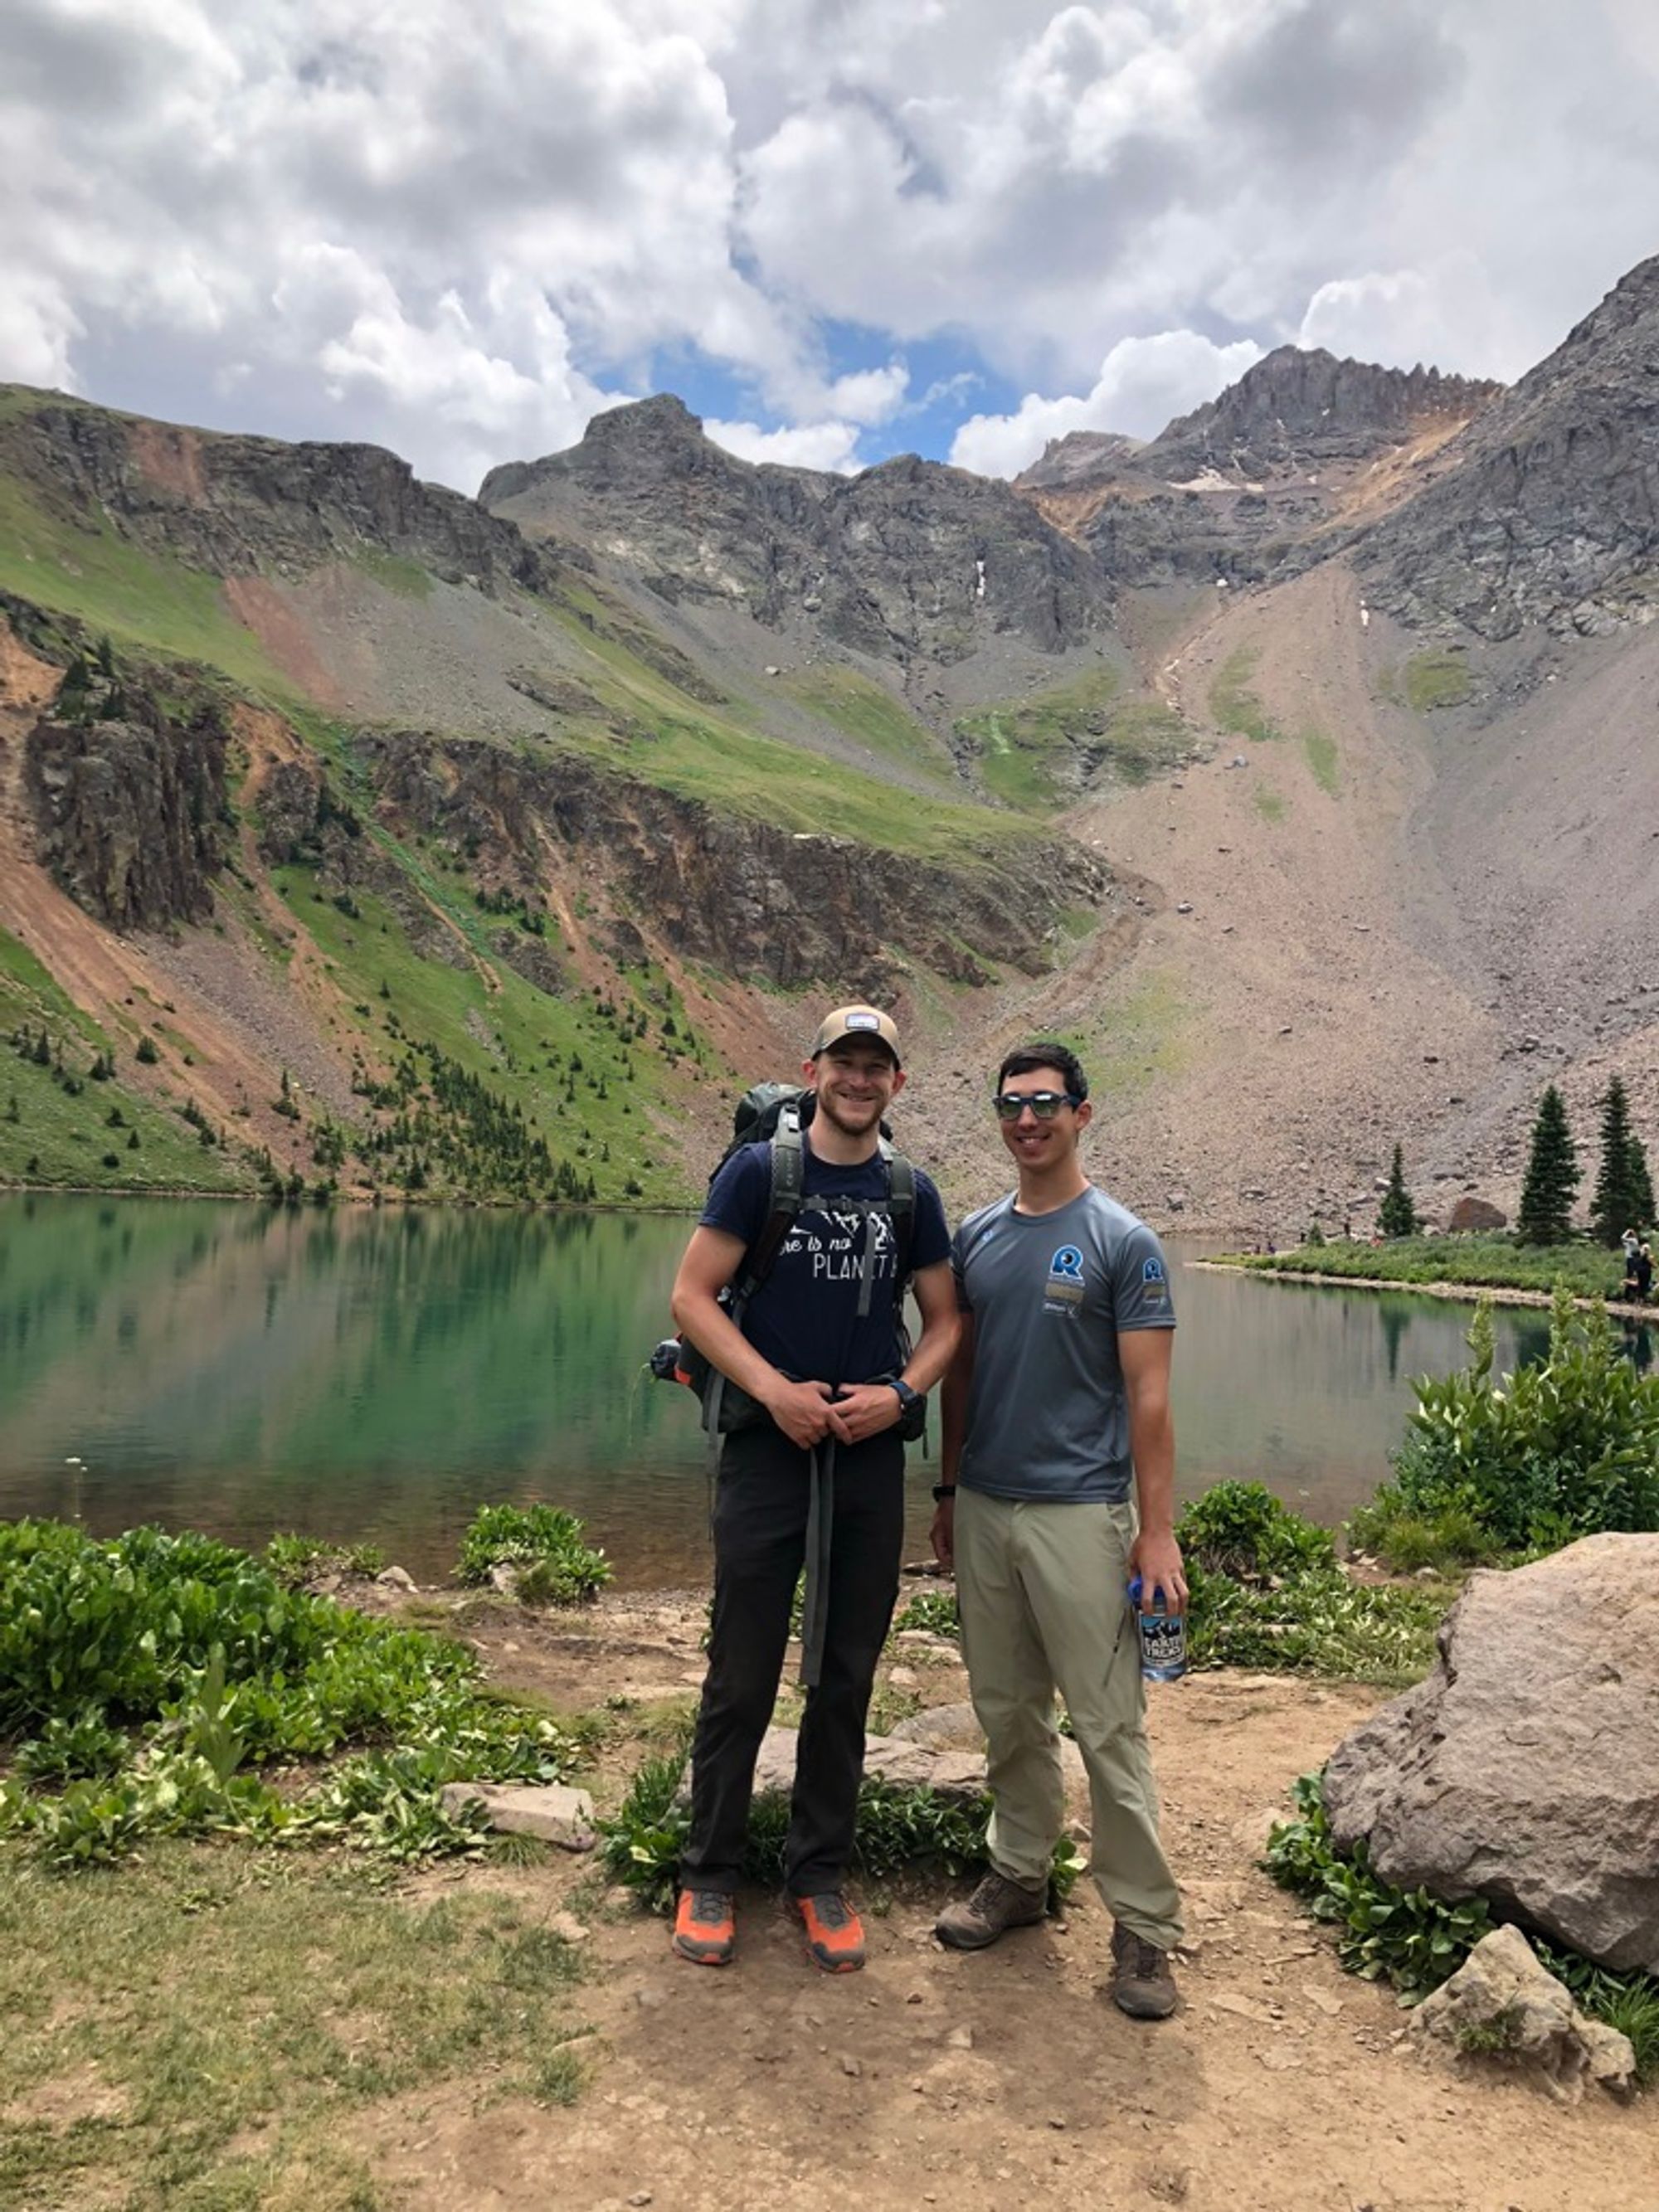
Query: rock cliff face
xmin=483 ymin=396 xmax=1105 ymax=663
xmin=26 ymin=689 xmax=230 ymax=929
xmin=357 ymin=732 xmax=1110 ymax=995
xmin=1018 ymin=347 xmax=1502 ymax=591
xmin=2 ymin=390 xmax=565 ymax=595
xmin=1358 ymin=257 xmax=1659 ymax=637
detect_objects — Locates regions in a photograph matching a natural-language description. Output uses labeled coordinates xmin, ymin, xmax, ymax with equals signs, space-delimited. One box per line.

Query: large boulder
xmin=1323 ymin=1534 xmax=1659 ymax=1971
xmin=1447 ymin=1195 xmax=1507 ymax=1232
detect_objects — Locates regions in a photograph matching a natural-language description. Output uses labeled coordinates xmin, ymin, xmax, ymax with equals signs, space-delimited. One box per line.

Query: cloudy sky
xmin=4 ymin=0 xmax=1657 ymax=492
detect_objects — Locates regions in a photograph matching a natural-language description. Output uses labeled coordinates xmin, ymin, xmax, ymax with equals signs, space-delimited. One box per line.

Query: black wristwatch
xmin=889 ymin=1378 xmax=922 ymax=1417
xmin=932 ymin=1484 xmax=956 ymax=1503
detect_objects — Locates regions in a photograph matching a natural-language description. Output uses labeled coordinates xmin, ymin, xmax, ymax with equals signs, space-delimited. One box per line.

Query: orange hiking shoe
xmin=795 ymin=1891 xmax=866 ymax=1973
xmin=672 ymin=1888 xmax=735 ymax=1966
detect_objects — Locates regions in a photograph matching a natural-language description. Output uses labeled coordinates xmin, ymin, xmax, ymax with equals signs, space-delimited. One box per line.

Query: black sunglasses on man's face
xmin=991 ymin=1091 xmax=1082 ymax=1121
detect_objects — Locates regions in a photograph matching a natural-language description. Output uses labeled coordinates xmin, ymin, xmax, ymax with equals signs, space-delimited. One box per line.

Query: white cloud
xmin=951 ymin=332 xmax=1263 ymax=478
xmin=704 ymin=417 xmax=864 ymax=472
xmin=2 ymin=0 xmax=1659 ymax=489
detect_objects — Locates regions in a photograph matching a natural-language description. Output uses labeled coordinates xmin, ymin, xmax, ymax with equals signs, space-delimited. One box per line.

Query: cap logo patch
xmin=844 ymin=1011 xmax=878 ymax=1031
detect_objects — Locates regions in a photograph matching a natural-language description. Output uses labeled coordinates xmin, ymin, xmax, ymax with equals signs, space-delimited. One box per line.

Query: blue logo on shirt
xmin=1050 ymin=1245 xmax=1084 ymax=1281
xmin=1142 ymin=1256 xmax=1165 ymax=1284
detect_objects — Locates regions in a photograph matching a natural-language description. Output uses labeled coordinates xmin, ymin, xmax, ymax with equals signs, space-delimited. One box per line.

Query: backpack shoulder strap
xmin=879 ymin=1135 xmax=916 ymax=1292
xmin=733 ymin=1104 xmax=805 ymax=1301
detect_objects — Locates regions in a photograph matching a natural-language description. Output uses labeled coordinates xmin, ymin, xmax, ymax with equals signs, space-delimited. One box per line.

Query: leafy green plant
xmin=893 ymin=1589 xmax=961 ymax=1638
xmin=1177 ymin=1480 xmax=1335 ymax=1579
xmin=1176 ymin=1483 xmax=1443 ymax=1684
xmin=0 ymin=1519 xmax=580 ymax=1870
xmin=455 ymin=1503 xmax=611 ymax=1602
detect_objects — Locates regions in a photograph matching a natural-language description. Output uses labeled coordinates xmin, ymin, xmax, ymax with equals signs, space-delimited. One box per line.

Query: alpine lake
xmin=3 ymin=1193 xmax=1642 ymax=1589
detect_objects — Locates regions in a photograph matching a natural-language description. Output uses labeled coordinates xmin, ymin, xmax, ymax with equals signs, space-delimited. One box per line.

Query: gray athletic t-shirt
xmin=952 ymin=1184 xmax=1175 ymax=1504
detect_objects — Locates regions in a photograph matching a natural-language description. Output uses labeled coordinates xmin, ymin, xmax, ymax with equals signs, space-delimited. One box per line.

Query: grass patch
xmin=1209 ymin=646 xmax=1282 ymax=744
xmin=542 ymin=580 xmax=1039 ymax=868
xmin=0 ymin=926 xmax=257 ymax=1194
xmin=1083 ymin=968 xmax=1191 ymax=1106
xmin=1301 ymin=728 xmax=1339 ymax=795
xmin=954 ymin=668 xmax=1185 ymax=811
xmin=353 ymin=547 xmax=432 ymax=600
xmin=0 ymin=1840 xmax=593 ymax=2207
xmin=1403 ymin=649 xmax=1472 ymax=712
xmin=0 ymin=474 xmax=284 ymax=698
xmin=270 ymin=860 xmax=692 ymax=1207
xmin=1230 ymin=1234 xmax=1625 ymax=1300
xmin=1253 ymin=782 xmax=1287 ymax=824
xmin=774 ymin=664 xmax=956 ymax=784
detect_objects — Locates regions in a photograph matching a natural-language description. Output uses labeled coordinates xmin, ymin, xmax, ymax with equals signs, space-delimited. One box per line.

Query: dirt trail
xmin=345 ymin=1595 xmax=1657 ymax=2212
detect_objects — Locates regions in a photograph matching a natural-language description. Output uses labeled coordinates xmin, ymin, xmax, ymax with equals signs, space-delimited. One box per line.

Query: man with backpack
xmin=669 ymin=1004 xmax=956 ymax=1973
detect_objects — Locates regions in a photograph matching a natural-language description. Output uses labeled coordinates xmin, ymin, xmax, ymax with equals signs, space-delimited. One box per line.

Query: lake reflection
xmin=0 ymin=1196 xmax=1610 ymax=1586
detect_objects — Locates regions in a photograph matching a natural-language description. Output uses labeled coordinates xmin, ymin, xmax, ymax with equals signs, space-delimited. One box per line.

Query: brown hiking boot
xmin=934 ymin=1869 xmax=1048 ymax=1951
xmin=1110 ymin=1922 xmax=1178 ymax=2020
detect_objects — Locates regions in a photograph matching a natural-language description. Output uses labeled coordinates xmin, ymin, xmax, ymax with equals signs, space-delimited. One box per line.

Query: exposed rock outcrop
xmin=1323 ymin=1534 xmax=1659 ymax=1972
xmin=1016 ymin=347 xmax=1501 ymax=591
xmin=1359 ymin=255 xmax=1659 ymax=637
xmin=361 ymin=731 xmax=1112 ymax=995
xmin=483 ymin=395 xmax=1107 ymax=663
xmin=26 ymin=691 xmax=231 ymax=929
xmin=1 ymin=388 xmax=567 ymax=596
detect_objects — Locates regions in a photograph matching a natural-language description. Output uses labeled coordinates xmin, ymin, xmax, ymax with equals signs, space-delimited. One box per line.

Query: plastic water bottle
xmin=1127 ymin=1576 xmax=1188 ymax=1682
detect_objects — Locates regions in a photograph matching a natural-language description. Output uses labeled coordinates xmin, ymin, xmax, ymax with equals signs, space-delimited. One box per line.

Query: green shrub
xmin=1176 ymin=1483 xmax=1444 ymax=1685
xmin=1376 ymin=1291 xmax=1659 ymax=1555
xmin=263 ymin=1532 xmax=387 ymax=1587
xmin=1177 ymin=1480 xmax=1336 ymax=1579
xmin=1267 ymin=1771 xmax=1659 ymax=2080
xmin=455 ymin=1504 xmax=611 ymax=1602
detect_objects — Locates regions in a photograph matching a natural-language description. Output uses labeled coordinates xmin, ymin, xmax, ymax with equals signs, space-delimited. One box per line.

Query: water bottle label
xmin=1136 ymin=1607 xmax=1188 ymax=1679
xmin=1128 ymin=1577 xmax=1188 ymax=1680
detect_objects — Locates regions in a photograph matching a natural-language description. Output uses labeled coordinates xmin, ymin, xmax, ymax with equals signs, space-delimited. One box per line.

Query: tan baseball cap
xmin=809 ymin=1004 xmax=902 ymax=1066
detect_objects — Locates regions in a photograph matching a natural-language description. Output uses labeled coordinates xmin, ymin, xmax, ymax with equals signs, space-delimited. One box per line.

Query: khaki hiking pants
xmin=955 ymin=1489 xmax=1184 ymax=1952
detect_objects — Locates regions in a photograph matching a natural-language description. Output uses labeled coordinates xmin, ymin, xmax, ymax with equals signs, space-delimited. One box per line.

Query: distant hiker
xmin=930 ymin=1041 xmax=1185 ymax=2021
xmin=668 ymin=1004 xmax=956 ymax=1974
xmin=1632 ymin=1244 xmax=1655 ymax=1305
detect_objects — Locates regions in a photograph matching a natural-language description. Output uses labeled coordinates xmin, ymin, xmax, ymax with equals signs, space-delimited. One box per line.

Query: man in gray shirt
xmin=932 ymin=1040 xmax=1185 ymax=2020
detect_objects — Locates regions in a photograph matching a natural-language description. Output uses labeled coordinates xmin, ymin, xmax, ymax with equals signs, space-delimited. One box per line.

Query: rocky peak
xmin=484 ymin=396 xmax=1105 ymax=664
xmin=1146 ymin=346 xmax=1503 ymax=478
xmin=1015 ymin=430 xmax=1144 ymax=493
xmin=1359 ymin=253 xmax=1659 ymax=637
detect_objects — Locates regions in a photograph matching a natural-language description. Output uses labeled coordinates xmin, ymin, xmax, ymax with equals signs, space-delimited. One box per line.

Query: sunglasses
xmin=992 ymin=1091 xmax=1082 ymax=1121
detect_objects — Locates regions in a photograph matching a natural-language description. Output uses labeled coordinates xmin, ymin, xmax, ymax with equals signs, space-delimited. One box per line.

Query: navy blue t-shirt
xmin=701 ymin=1138 xmax=950 ymax=1386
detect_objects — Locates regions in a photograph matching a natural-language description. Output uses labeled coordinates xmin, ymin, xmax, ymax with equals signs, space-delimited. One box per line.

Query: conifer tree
xmin=1516 ymin=1085 xmax=1579 ymax=1245
xmin=1589 ymin=1075 xmax=1650 ymax=1246
xmin=1378 ymin=1144 xmax=1418 ymax=1238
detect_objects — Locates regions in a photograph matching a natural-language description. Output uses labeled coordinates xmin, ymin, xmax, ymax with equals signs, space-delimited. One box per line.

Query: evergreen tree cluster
xmin=1518 ymin=1077 xmax=1655 ymax=1247
xmin=354 ymin=1043 xmax=596 ymax=1203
